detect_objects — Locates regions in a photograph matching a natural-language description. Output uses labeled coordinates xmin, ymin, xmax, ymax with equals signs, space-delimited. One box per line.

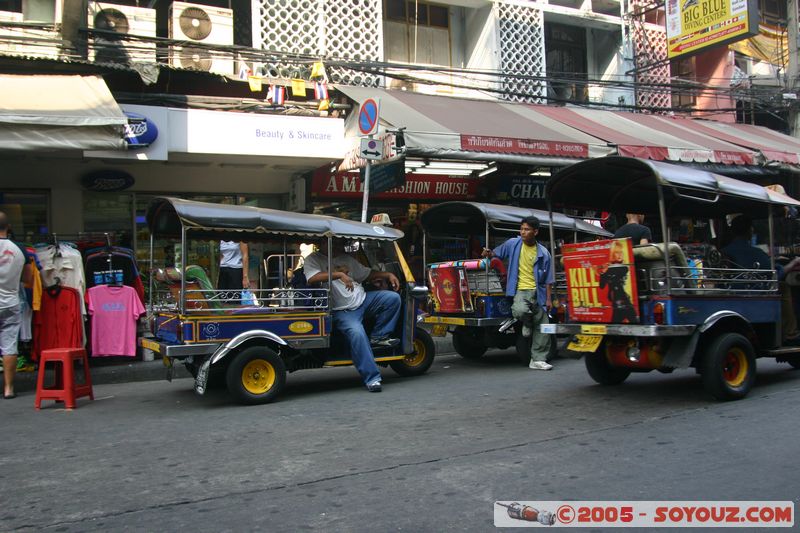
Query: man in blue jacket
xmin=483 ymin=215 xmax=555 ymax=370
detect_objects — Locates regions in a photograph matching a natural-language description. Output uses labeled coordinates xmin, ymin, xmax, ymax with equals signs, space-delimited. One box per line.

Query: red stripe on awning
xmin=534 ymin=105 xmax=646 ymax=147
xmin=617 ymin=145 xmax=670 ymax=160
xmin=615 ymin=113 xmax=756 ymax=165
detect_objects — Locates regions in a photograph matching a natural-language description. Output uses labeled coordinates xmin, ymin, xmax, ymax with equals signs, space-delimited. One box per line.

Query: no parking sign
xmin=358 ymin=98 xmax=380 ymax=136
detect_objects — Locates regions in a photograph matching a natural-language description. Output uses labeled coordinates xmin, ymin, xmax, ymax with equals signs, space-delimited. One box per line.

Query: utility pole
xmin=788 ymin=0 xmax=799 ymax=137
xmin=61 ymin=0 xmax=88 ymax=60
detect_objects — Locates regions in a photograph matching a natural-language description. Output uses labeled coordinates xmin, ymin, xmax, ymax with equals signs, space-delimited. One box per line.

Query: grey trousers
xmin=511 ymin=289 xmax=551 ymax=363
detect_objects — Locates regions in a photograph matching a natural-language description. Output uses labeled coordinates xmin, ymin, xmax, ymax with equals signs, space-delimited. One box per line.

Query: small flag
xmin=318 ymin=98 xmax=330 ymax=111
xmin=267 ymin=85 xmax=285 ymax=106
xmin=310 ymin=61 xmax=326 ymax=79
xmin=314 ymin=81 xmax=329 ymax=100
xmin=237 ymin=61 xmax=251 ymax=80
xmin=291 ymin=78 xmax=306 ymax=97
xmin=248 ymin=76 xmax=262 ymax=92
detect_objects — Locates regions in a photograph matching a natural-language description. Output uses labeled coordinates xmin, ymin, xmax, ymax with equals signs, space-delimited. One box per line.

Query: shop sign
xmin=492 ymin=175 xmax=548 ymax=206
xmin=81 ymin=170 xmax=135 ymax=192
xmin=359 ymin=159 xmax=405 ymax=194
xmin=123 ymin=112 xmax=158 ymax=149
xmin=312 ymin=170 xmax=478 ymax=200
xmin=460 ymin=135 xmax=588 ymax=158
xmin=666 ymin=0 xmax=758 ymax=59
xmin=174 ymin=108 xmax=345 ymax=159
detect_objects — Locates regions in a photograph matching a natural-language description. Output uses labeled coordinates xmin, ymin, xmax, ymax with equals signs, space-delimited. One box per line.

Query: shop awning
xmin=337 ymin=86 xmax=614 ymax=166
xmin=534 ymin=106 xmax=758 ymax=165
xmin=0 ymin=74 xmax=127 ymax=151
xmin=681 ymin=120 xmax=800 ymax=165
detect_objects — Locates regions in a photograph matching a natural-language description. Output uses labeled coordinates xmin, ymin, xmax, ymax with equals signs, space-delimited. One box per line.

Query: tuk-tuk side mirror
xmin=410 ymin=284 xmax=429 ymax=300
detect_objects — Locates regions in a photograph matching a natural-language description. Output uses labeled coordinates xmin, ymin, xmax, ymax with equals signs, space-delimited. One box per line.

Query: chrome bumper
xmin=541 ymin=324 xmax=696 ymax=337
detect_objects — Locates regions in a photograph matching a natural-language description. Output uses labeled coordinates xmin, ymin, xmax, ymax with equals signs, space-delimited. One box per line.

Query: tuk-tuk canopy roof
xmin=147 ymin=197 xmax=405 ymax=241
xmin=419 ymin=201 xmax=612 ymax=237
xmin=547 ymin=157 xmax=800 ymax=218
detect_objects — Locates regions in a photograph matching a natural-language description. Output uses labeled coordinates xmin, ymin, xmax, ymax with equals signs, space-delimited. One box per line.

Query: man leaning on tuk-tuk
xmin=482 ymin=216 xmax=555 ymax=370
xmin=304 ymin=240 xmax=402 ymax=392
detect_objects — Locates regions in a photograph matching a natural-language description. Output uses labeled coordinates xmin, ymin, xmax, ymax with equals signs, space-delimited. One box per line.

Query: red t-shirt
xmin=33 ymin=286 xmax=83 ymax=361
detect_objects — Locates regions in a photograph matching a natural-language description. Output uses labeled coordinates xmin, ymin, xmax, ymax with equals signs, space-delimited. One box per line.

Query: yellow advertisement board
xmin=666 ymin=0 xmax=759 ymax=59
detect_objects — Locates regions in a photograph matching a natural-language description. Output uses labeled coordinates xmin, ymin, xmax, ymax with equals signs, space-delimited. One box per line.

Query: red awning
xmin=533 ymin=105 xmax=757 ymax=165
xmin=681 ymin=120 xmax=800 ymax=165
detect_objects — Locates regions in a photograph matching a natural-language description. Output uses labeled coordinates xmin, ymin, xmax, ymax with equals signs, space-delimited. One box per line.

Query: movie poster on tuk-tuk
xmin=561 ymin=238 xmax=640 ymax=324
xmin=428 ymin=266 xmax=473 ymax=313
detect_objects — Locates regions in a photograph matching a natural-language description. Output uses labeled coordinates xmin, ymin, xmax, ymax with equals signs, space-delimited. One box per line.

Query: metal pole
xmin=768 ymin=210 xmax=775 ymax=271
xmin=485 ymin=222 xmax=490 ymax=294
xmin=656 ymin=182 xmax=671 ymax=295
xmin=788 ymin=0 xmax=800 ymax=137
xmin=361 ymin=156 xmax=372 ymax=223
xmin=327 ymin=236 xmax=333 ymax=310
xmin=148 ymin=232 xmax=154 ymax=313
xmin=180 ymin=227 xmax=187 ymax=316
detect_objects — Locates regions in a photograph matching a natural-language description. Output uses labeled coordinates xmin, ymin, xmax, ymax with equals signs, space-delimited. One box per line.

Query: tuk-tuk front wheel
xmin=390 ymin=328 xmax=435 ymax=377
xmin=452 ymin=326 xmax=487 ymax=359
xmin=585 ymin=345 xmax=631 ymax=385
xmin=226 ymin=346 xmax=287 ymax=405
xmin=701 ymin=333 xmax=755 ymax=401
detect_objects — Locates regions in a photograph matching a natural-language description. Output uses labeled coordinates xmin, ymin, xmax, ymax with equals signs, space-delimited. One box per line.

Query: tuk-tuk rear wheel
xmin=226 ymin=346 xmax=287 ymax=405
xmin=701 ymin=333 xmax=755 ymax=401
xmin=452 ymin=327 xmax=487 ymax=359
xmin=390 ymin=328 xmax=435 ymax=377
xmin=585 ymin=343 xmax=631 ymax=385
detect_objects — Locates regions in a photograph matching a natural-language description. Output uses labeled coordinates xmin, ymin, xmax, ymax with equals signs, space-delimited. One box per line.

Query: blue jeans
xmin=332 ymin=290 xmax=401 ymax=384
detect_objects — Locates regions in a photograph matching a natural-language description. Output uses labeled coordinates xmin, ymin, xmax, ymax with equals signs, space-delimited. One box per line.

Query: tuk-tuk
xmin=542 ymin=157 xmax=800 ymax=400
xmin=138 ymin=197 xmax=433 ymax=405
xmin=418 ymin=201 xmax=611 ymax=363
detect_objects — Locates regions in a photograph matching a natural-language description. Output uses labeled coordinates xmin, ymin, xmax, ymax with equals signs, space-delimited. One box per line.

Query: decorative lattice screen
xmin=254 ymin=0 xmax=382 ymax=85
xmin=629 ymin=0 xmax=671 ymax=111
xmin=496 ymin=1 xmax=546 ymax=103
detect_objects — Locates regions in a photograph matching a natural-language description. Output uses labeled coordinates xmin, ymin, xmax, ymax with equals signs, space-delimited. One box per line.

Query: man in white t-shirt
xmin=304 ymin=240 xmax=401 ymax=392
xmin=0 ymin=212 xmax=31 ymax=399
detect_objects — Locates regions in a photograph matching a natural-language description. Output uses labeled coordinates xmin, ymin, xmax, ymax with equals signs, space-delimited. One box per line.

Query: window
xmin=0 ymin=191 xmax=49 ymax=242
xmin=759 ymin=0 xmax=787 ymax=25
xmin=384 ymin=0 xmax=448 ymax=28
xmin=545 ymin=23 xmax=588 ymax=102
xmin=671 ymin=56 xmax=697 ymax=109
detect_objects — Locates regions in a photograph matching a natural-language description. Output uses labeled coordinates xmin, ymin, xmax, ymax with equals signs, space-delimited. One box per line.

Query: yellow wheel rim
xmin=722 ymin=347 xmax=747 ymax=387
xmin=242 ymin=359 xmax=276 ymax=395
xmin=405 ymin=339 xmax=427 ymax=367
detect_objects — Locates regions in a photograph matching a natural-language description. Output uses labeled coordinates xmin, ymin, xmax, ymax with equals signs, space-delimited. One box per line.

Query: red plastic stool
xmin=35 ymin=348 xmax=94 ymax=410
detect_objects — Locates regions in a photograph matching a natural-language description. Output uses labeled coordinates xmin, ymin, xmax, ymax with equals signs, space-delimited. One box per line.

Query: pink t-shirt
xmin=87 ymin=285 xmax=145 ymax=357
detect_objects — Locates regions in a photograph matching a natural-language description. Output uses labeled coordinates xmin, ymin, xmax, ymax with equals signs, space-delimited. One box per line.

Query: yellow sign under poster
xmin=666 ymin=0 xmax=759 ymax=59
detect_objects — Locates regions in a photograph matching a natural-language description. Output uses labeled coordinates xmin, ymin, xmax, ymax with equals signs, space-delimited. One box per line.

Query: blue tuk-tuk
xmin=543 ymin=157 xmax=800 ymax=400
xmin=139 ymin=197 xmax=433 ymax=404
xmin=419 ymin=201 xmax=611 ymax=364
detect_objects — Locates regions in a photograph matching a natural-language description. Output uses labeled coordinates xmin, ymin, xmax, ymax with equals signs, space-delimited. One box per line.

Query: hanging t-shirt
xmin=33 ymin=285 xmax=83 ymax=361
xmin=219 ymin=241 xmax=243 ymax=268
xmin=87 ymin=285 xmax=145 ymax=357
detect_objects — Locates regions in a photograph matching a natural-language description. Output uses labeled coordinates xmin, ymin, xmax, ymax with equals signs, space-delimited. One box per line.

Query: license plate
xmin=581 ymin=324 xmax=607 ymax=335
xmin=567 ymin=334 xmax=603 ymax=353
xmin=140 ymin=338 xmax=161 ymax=353
xmin=431 ymin=324 xmax=448 ymax=337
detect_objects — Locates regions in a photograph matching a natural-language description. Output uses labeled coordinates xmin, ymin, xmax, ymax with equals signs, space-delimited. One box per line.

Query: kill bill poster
xmin=562 ymin=238 xmax=640 ymax=324
xmin=428 ymin=267 xmax=473 ymax=314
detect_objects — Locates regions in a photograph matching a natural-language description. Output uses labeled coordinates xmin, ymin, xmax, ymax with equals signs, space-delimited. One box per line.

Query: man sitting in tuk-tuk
xmin=304 ymin=240 xmax=402 ymax=392
xmin=482 ymin=216 xmax=555 ymax=370
xmin=724 ymin=214 xmax=800 ymax=343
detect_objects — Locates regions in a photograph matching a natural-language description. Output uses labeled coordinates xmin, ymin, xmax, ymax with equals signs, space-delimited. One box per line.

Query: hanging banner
xmin=562 ymin=238 xmax=640 ymax=324
xmin=666 ymin=0 xmax=759 ymax=59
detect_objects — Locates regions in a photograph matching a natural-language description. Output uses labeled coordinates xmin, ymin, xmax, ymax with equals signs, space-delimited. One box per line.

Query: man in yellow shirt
xmin=483 ymin=216 xmax=555 ymax=370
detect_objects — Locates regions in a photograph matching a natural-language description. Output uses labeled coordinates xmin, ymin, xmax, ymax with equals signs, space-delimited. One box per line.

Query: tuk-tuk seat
xmin=632 ymin=242 xmax=697 ymax=291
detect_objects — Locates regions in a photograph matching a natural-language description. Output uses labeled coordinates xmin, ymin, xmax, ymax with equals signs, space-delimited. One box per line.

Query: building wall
xmin=694 ymin=47 xmax=736 ymax=123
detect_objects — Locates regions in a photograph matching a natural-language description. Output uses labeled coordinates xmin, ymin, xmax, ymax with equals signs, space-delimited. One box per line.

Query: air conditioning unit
xmin=169 ymin=1 xmax=233 ymax=76
xmin=88 ymin=2 xmax=156 ymax=64
xmin=0 ymin=9 xmax=60 ymax=59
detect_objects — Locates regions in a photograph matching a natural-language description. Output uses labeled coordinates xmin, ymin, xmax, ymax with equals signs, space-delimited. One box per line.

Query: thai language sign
xmin=562 ymin=238 xmax=640 ymax=324
xmin=460 ymin=135 xmax=588 ymax=158
xmin=666 ymin=0 xmax=758 ymax=59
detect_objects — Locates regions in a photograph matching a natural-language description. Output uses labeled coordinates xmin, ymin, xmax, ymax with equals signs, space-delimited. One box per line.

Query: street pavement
xmin=2 ymin=348 xmax=799 ymax=532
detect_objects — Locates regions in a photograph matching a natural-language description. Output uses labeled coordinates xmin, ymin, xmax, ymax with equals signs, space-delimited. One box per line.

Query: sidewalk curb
xmin=9 ymin=337 xmax=455 ymax=393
